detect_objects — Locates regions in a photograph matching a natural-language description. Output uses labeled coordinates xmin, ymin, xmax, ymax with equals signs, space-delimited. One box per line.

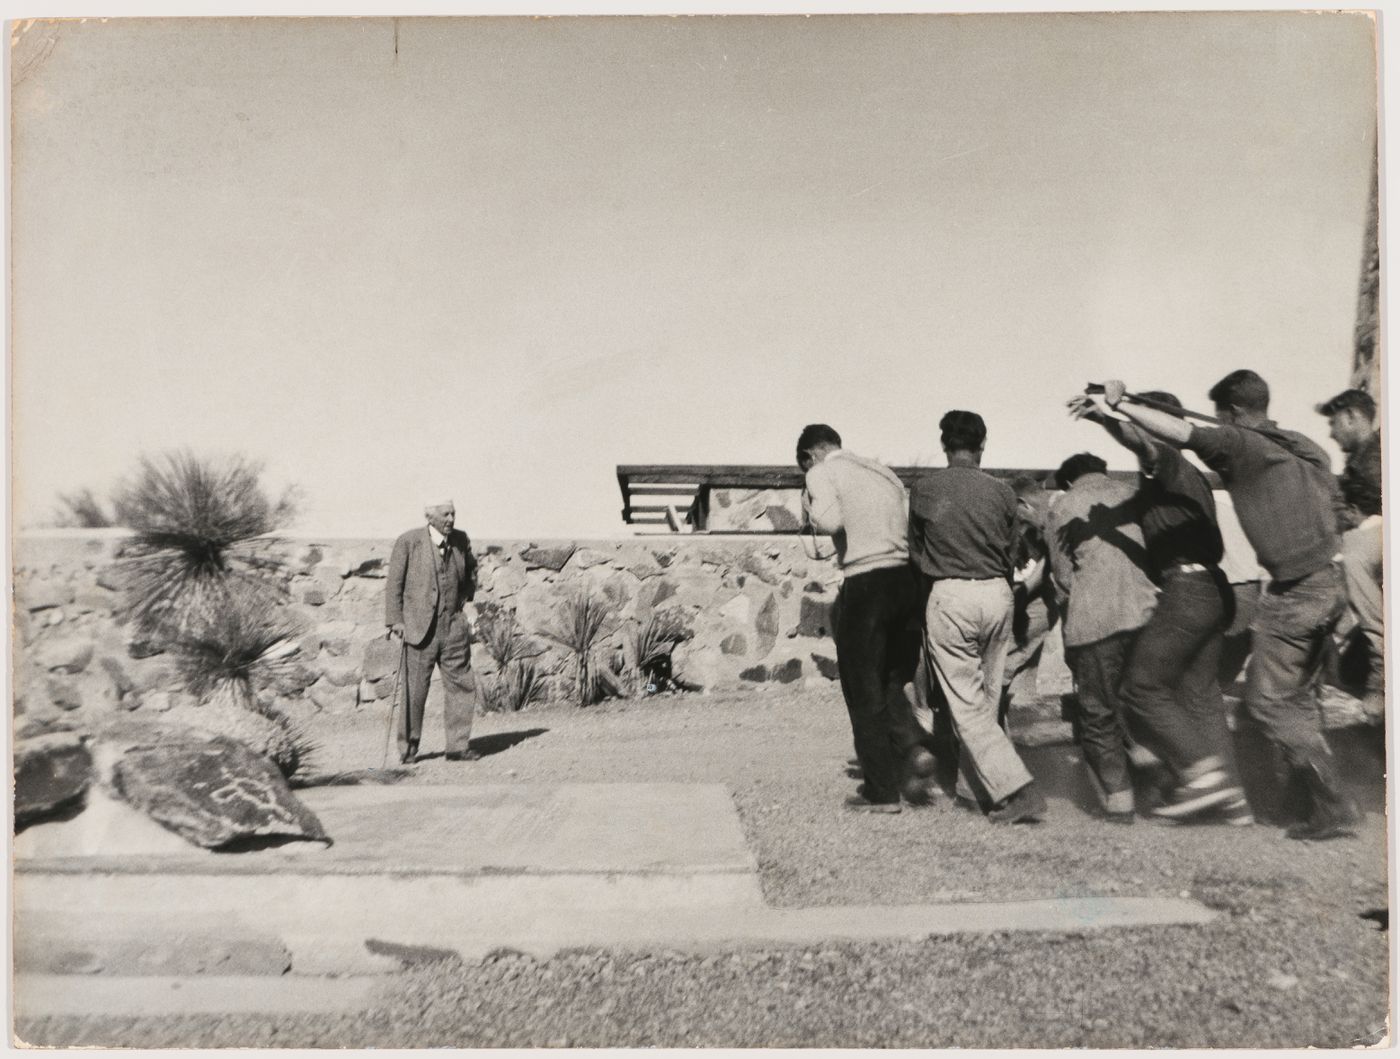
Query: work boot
xmin=988 ymin=781 xmax=1046 ymax=825
xmin=1285 ymin=758 xmax=1361 ymax=841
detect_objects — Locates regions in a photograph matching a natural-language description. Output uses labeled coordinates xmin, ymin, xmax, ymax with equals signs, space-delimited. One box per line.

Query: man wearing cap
xmin=908 ymin=410 xmax=1045 ymax=824
xmin=1317 ymin=388 xmax=1384 ymax=721
xmin=385 ymin=499 xmax=480 ymax=765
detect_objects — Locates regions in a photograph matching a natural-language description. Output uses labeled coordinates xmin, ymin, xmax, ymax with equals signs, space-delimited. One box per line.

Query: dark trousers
xmin=399 ymin=610 xmax=478 ymax=756
xmin=834 ymin=565 xmax=919 ymax=804
xmin=1246 ymin=564 xmax=1347 ymax=769
xmin=1120 ymin=569 xmax=1235 ymax=779
xmin=1066 ymin=630 xmax=1138 ymax=798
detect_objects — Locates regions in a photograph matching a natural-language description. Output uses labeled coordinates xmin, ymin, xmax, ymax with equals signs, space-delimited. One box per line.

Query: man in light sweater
xmin=799 ymin=423 xmax=920 ymax=812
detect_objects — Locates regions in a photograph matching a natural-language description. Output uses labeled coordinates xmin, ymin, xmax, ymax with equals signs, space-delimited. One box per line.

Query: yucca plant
xmin=477 ymin=600 xmax=528 ymax=670
xmin=113 ymin=450 xmax=297 ymax=639
xmin=483 ymin=658 xmax=551 ymax=713
xmin=52 ymin=487 xmax=115 ymax=528
xmin=622 ymin=608 xmax=694 ymax=695
xmin=538 ymin=589 xmax=621 ymax=707
xmin=169 ymin=584 xmax=304 ymax=710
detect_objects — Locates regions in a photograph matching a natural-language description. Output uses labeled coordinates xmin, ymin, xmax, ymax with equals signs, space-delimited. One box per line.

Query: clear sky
xmin=11 ymin=12 xmax=1377 ymax=538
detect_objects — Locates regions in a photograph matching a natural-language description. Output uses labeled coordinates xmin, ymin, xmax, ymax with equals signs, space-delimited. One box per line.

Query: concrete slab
xmin=18 ymin=783 xmax=758 ymax=876
xmin=13 ymin=974 xmax=382 ymax=1020
xmin=12 ymin=896 xmax=1218 ymax=1019
xmin=15 ymin=781 xmax=1220 ymax=998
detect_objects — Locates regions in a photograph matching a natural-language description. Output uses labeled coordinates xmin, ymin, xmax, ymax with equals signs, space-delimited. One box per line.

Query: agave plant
xmin=113 ymin=450 xmax=298 ymax=638
xmin=538 ymin=589 xmax=620 ymax=707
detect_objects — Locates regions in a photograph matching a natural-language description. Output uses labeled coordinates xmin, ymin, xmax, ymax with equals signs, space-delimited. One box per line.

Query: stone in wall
xmin=10 ymin=533 xmax=1062 ymax=701
xmin=522 ymin=543 xmax=576 ymax=572
xmin=307 ymin=678 xmax=358 ymax=713
xmin=704 ymin=489 xmax=806 ymax=533
xmin=810 ymin=653 xmax=840 ymax=680
xmin=797 ymin=597 xmax=833 ymax=639
xmin=39 ymin=638 xmax=94 ymax=674
xmin=567 ymin=547 xmax=613 ymax=570
xmin=318 ymin=657 xmax=362 ymax=688
xmin=362 ymin=638 xmax=402 ymax=684
xmin=754 ymin=594 xmax=779 ymax=658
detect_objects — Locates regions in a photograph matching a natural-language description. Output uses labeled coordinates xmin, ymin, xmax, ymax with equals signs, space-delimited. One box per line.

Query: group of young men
xmin=798 ymin=369 xmax=1383 ymax=841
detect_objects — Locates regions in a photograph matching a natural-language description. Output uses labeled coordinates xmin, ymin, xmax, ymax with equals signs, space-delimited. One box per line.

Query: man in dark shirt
xmin=909 ymin=410 xmax=1044 ymax=824
xmin=1105 ymin=371 xmax=1359 ymax=841
xmin=1068 ymin=391 xmax=1250 ymax=825
xmin=1318 ymin=388 xmax=1383 ymax=720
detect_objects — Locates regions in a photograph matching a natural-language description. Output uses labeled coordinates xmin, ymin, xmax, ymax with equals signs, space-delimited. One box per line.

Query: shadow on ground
xmin=1020 ymin=723 xmax=1387 ymax=819
xmin=412 ymin=728 xmax=551 ymax=763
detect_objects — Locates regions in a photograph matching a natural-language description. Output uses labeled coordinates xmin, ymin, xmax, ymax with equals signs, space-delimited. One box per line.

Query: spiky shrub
xmin=112 ymin=450 xmax=297 ymax=638
xmin=538 ymin=589 xmax=621 ymax=707
xmin=622 ymin=608 xmax=694 ymax=695
xmin=483 ymin=659 xmax=550 ymax=714
xmin=477 ymin=600 xmax=526 ymax=670
xmin=52 ymin=487 xmax=115 ymax=528
xmin=169 ymin=584 xmax=303 ymax=709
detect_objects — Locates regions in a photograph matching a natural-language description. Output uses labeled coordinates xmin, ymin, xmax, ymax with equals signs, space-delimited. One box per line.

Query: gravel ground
xmin=18 ymin=686 xmax=1393 ymax=1048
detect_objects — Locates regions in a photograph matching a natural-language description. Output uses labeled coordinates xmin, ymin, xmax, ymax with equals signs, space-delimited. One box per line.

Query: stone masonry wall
xmin=11 ymin=531 xmax=1069 ymax=728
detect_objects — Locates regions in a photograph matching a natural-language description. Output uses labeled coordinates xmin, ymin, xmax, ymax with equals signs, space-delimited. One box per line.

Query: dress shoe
xmin=446 ymin=749 xmax=482 ymax=762
xmin=400 ymin=741 xmax=419 ymax=765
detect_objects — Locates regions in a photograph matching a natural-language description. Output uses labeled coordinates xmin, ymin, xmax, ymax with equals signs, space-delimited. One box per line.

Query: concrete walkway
xmin=15 ymin=781 xmax=1218 ymax=1017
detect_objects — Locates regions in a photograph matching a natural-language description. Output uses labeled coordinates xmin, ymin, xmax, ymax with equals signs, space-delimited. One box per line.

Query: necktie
xmin=439 ymin=539 xmax=451 ymax=567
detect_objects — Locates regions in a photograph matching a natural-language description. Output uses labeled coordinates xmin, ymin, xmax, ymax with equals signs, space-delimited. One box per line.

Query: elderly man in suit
xmin=386 ymin=499 xmax=480 ymax=765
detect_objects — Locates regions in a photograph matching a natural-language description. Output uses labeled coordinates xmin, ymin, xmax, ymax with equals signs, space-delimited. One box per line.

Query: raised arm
xmin=1099 ymin=379 xmax=1193 ymax=446
xmin=1067 ymin=393 xmax=1167 ymax=470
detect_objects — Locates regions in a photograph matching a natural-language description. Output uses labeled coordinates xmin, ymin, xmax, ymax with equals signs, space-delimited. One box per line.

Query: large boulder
xmin=162 ymin=702 xmax=311 ymax=779
xmin=15 ymin=732 xmax=92 ymax=828
xmin=94 ymin=720 xmax=329 ymax=850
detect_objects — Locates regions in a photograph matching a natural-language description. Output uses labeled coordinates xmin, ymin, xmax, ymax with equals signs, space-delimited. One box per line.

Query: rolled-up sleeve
xmin=1186 ymin=425 xmax=1245 ymax=475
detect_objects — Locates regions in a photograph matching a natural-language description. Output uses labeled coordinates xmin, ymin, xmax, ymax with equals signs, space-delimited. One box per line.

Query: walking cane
xmin=380 ymin=635 xmax=407 ymax=770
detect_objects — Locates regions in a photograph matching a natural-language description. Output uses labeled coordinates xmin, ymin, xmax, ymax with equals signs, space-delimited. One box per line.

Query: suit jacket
xmin=385 ymin=527 xmax=478 ymax=647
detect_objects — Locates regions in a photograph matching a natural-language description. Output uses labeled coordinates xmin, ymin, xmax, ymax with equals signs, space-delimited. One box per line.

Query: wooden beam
xmin=617 ymin=464 xmax=1221 ymax=492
